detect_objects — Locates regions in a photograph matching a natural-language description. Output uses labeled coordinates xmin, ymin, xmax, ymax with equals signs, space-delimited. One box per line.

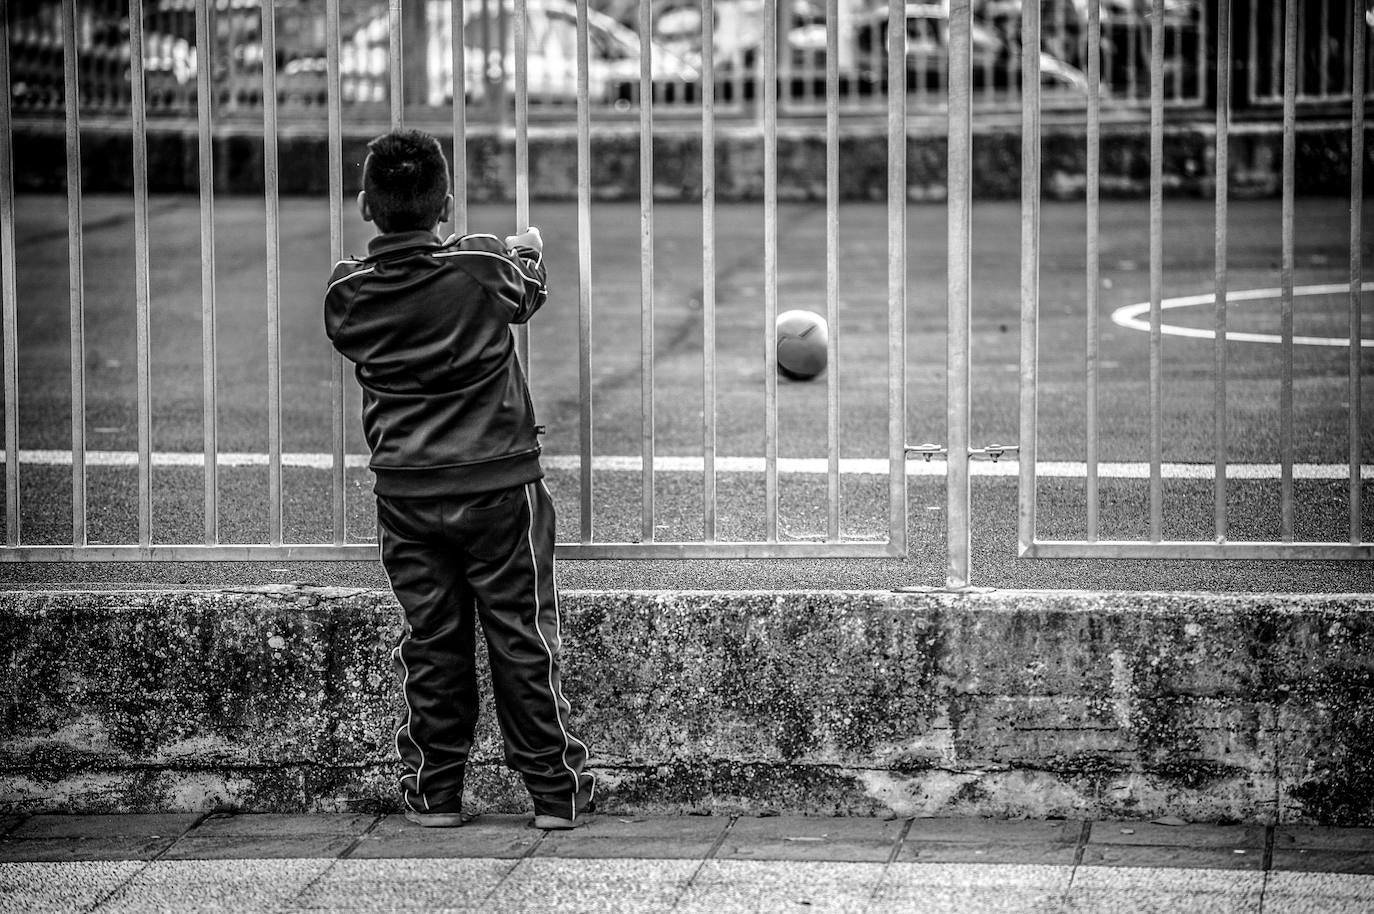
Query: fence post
xmin=947 ymin=0 xmax=972 ymax=588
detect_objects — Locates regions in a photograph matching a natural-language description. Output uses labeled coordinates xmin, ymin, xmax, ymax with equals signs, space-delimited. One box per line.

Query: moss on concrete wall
xmin=1 ymin=588 xmax=1370 ymax=824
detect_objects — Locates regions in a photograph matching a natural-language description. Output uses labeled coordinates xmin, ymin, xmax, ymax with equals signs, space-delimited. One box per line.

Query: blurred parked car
xmin=440 ymin=0 xmax=702 ymax=106
xmin=216 ymin=0 xmax=700 ymax=110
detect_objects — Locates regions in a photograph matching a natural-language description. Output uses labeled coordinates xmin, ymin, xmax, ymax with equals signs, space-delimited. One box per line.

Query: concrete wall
xmin=2 ymin=587 xmax=1371 ymax=825
xmin=11 ymin=121 xmax=1372 ymax=200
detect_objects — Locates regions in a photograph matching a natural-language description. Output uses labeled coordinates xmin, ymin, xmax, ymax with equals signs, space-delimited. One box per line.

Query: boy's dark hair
xmin=362 ymin=129 xmax=450 ymax=233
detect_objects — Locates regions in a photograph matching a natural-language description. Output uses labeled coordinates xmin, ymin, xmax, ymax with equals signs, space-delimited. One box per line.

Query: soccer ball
xmin=776 ymin=310 xmax=828 ymax=381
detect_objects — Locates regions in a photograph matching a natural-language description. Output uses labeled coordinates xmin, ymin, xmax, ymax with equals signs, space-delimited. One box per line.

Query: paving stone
xmin=10 ymin=814 xmax=200 ymax=840
xmin=0 ymin=836 xmax=176 ymax=863
xmin=1062 ymin=865 xmax=1264 ymax=913
xmin=1088 ymin=820 xmax=1266 ymax=849
xmin=896 ymin=839 xmax=1078 ymax=866
xmin=1273 ymin=827 xmax=1374 ymax=851
xmin=160 ymin=833 xmax=357 ymax=860
xmin=487 ymin=857 xmax=700 ymax=914
xmin=675 ymin=859 xmax=885 ymax=914
xmin=904 ymin=817 xmax=1083 ymax=845
xmin=548 ymin=814 xmax=731 ymax=840
xmin=0 ymin=860 xmax=145 ymax=914
xmin=714 ymin=815 xmax=904 ymax=862
xmin=535 ymin=814 xmax=729 ymax=859
xmin=1271 ymin=848 xmax=1374 ymax=875
xmin=898 ymin=818 xmax=1081 ymax=865
xmin=874 ymin=862 xmax=1072 ymax=913
xmin=93 ymin=858 xmax=332 ymax=914
xmin=1080 ymin=843 xmax=1262 ymax=870
xmin=189 ymin=812 xmax=376 ymax=837
xmin=1260 ymin=871 xmax=1374 ymax=914
xmin=294 ymin=857 xmax=515 ymax=911
xmin=349 ymin=814 xmax=541 ymax=860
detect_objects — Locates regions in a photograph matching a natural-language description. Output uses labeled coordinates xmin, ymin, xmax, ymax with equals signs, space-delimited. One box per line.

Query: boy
xmin=324 ymin=128 xmax=595 ymax=830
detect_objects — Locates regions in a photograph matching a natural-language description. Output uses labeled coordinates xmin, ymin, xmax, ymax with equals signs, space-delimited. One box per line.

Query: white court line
xmin=1111 ymin=282 xmax=1374 ymax=347
xmin=2 ymin=450 xmax=1367 ymax=480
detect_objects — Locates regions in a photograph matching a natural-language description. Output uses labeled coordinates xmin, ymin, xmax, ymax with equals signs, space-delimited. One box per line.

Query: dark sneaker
xmin=533 ymin=813 xmax=584 ymax=830
xmin=533 ymin=801 xmax=596 ymax=830
xmin=403 ymin=796 xmax=466 ymax=828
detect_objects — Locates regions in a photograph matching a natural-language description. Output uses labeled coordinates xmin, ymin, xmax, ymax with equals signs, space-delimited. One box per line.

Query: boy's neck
xmin=368 ymin=228 xmax=442 ymax=255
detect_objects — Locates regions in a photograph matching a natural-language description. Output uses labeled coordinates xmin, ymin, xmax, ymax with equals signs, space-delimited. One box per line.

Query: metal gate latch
xmin=905 ymin=443 xmax=1020 ymax=462
xmin=971 ymin=444 xmax=1019 ymax=462
xmin=904 ymin=443 xmax=948 ymax=462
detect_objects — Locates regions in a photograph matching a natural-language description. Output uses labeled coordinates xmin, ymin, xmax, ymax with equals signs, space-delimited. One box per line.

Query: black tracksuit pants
xmin=377 ymin=480 xmax=595 ymax=821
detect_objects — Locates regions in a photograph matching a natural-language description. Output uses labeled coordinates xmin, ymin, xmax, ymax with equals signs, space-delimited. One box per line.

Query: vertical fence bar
xmin=225 ymin=3 xmax=241 ymax=113
xmin=130 ymin=0 xmax=154 ymax=546
xmin=1148 ymin=0 xmax=1163 ymax=542
xmin=1127 ymin=0 xmax=1138 ymax=100
xmin=764 ymin=0 xmax=779 ymax=541
xmin=1352 ymin=0 xmax=1366 ymax=544
xmin=1345 ymin=0 xmax=1356 ymax=101
xmin=63 ymin=0 xmax=87 ymax=547
xmin=390 ymin=0 xmax=405 ymax=128
xmin=0 ymin=3 xmax=18 ymax=546
xmin=1192 ymin=0 xmax=1207 ymax=105
xmin=1297 ymin=0 xmax=1308 ymax=100
xmin=887 ymin=0 xmax=906 ymax=556
xmin=1214 ymin=0 xmax=1231 ymax=542
xmin=1320 ymin=0 xmax=1331 ymax=97
xmin=639 ymin=0 xmax=655 ymax=542
xmin=577 ymin=0 xmax=594 ymax=542
xmin=1280 ymin=0 xmax=1296 ymax=540
xmin=1085 ymin=0 xmax=1099 ymax=542
xmin=514 ymin=0 xmax=530 ymax=371
xmin=327 ymin=0 xmax=346 ymax=545
xmin=776 ymin=0 xmax=793 ymax=110
xmin=1019 ymin=0 xmax=1040 ymax=554
xmin=196 ymin=0 xmax=220 ymax=544
xmin=262 ymin=0 xmax=283 ymax=546
xmin=452 ymin=0 xmax=468 ymax=236
xmin=1052 ymin=0 xmax=1067 ymax=80
xmin=825 ymin=0 xmax=839 ymax=543
xmin=1271 ymin=2 xmax=1282 ymax=100
xmin=1169 ymin=3 xmax=1181 ymax=103
xmin=1248 ymin=0 xmax=1259 ymax=106
xmin=702 ymin=0 xmax=717 ymax=542
xmin=948 ymin=0 xmax=972 ymax=586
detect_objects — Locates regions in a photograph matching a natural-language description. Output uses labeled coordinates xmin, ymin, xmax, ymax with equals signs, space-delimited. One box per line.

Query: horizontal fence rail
xmin=1016 ymin=0 xmax=1372 ymax=565
xmin=0 ymin=0 xmax=906 ymax=563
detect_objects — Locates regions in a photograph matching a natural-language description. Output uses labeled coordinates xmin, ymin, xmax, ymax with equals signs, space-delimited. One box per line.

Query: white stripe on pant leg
xmin=524 ymin=481 xmax=582 ymax=819
xmin=393 ymin=632 xmax=428 ymax=811
xmin=542 ymin=479 xmax=595 ymax=802
xmin=382 ymin=520 xmax=429 ymax=812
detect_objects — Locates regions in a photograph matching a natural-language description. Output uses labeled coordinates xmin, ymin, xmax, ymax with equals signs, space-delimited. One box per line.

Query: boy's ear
xmin=357 ymin=191 xmax=373 ymax=223
xmin=439 ymin=194 xmax=454 ymax=226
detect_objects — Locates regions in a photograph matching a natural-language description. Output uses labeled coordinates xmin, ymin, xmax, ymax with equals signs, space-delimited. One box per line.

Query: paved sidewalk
xmin=2 ymin=813 xmax=1372 ymax=913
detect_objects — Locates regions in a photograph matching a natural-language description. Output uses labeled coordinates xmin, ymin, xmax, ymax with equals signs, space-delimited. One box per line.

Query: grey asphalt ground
xmin=2 ymin=813 xmax=1372 ymax=913
xmin=1 ymin=193 xmax=1369 ymax=591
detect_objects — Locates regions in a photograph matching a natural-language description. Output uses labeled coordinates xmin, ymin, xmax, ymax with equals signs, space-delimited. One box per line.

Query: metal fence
xmin=0 ymin=0 xmax=909 ymax=562
xmin=1013 ymin=0 xmax=1371 ymax=568
xmin=0 ymin=0 xmax=1370 ymax=579
xmin=1246 ymin=0 xmax=1372 ymax=106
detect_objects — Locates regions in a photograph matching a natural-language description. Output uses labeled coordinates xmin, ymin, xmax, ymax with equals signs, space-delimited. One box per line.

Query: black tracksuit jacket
xmin=324 ymin=229 xmax=548 ymax=497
